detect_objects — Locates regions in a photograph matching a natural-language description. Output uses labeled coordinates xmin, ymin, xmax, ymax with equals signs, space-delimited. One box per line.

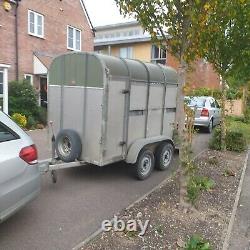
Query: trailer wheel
xmin=55 ymin=129 xmax=82 ymax=163
xmin=135 ymin=148 xmax=155 ymax=180
xmin=155 ymin=142 xmax=174 ymax=171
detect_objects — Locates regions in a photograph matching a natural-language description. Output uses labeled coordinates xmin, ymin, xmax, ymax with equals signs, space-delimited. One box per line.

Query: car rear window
xmin=185 ymin=97 xmax=206 ymax=107
xmin=0 ymin=123 xmax=19 ymax=143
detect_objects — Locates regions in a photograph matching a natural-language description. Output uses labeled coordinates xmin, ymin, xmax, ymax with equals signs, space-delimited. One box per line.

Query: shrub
xmin=209 ymin=126 xmax=247 ymax=152
xmin=11 ymin=113 xmax=27 ymax=128
xmin=34 ymin=106 xmax=47 ymax=125
xmin=209 ymin=127 xmax=222 ymax=150
xmin=185 ymin=235 xmax=212 ymax=250
xmin=26 ymin=116 xmax=36 ymax=129
xmin=8 ymin=80 xmax=39 ymax=118
xmin=226 ymin=130 xmax=247 ymax=152
xmin=186 ymin=87 xmax=242 ymax=100
xmin=243 ymin=107 xmax=250 ymax=123
xmin=187 ymin=175 xmax=215 ymax=204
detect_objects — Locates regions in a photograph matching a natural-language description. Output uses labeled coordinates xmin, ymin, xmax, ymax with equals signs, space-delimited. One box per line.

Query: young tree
xmin=115 ymin=0 xmax=212 ymax=208
xmin=200 ymin=0 xmax=250 ymax=150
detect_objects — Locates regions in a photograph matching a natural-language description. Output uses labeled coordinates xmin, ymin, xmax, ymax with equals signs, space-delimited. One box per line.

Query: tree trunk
xmin=242 ymin=85 xmax=248 ymax=119
xmin=221 ymin=78 xmax=227 ymax=151
xmin=177 ymin=59 xmax=191 ymax=209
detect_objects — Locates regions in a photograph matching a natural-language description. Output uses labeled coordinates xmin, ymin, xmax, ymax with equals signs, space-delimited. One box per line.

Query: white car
xmin=185 ymin=96 xmax=221 ymax=133
xmin=0 ymin=111 xmax=41 ymax=223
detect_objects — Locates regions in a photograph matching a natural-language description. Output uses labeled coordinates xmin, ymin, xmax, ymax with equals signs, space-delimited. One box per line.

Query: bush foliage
xmin=185 ymin=235 xmax=212 ymax=250
xmin=186 ymin=87 xmax=242 ymax=100
xmin=209 ymin=126 xmax=247 ymax=152
xmin=11 ymin=113 xmax=27 ymax=128
xmin=9 ymin=80 xmax=38 ymax=118
xmin=8 ymin=80 xmax=47 ymax=127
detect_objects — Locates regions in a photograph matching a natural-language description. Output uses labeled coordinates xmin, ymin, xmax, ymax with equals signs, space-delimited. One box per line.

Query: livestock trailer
xmin=47 ymin=52 xmax=178 ymax=180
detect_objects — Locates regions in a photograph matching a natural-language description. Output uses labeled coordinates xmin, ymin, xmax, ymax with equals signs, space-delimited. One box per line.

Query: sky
xmin=83 ymin=0 xmax=135 ymax=27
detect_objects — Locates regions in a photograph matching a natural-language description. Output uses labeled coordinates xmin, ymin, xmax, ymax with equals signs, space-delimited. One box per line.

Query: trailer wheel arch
xmin=126 ymin=137 xmax=174 ymax=164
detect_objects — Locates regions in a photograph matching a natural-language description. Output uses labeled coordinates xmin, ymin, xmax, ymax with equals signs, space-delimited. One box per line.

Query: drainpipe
xmin=15 ymin=0 xmax=20 ymax=81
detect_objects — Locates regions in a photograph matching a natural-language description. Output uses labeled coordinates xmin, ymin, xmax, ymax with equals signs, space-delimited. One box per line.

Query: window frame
xmin=119 ymin=47 xmax=133 ymax=59
xmin=67 ymin=25 xmax=82 ymax=51
xmin=0 ymin=70 xmax=3 ymax=97
xmin=28 ymin=10 xmax=44 ymax=38
xmin=0 ymin=122 xmax=20 ymax=143
xmin=151 ymin=45 xmax=167 ymax=64
xmin=24 ymin=74 xmax=34 ymax=85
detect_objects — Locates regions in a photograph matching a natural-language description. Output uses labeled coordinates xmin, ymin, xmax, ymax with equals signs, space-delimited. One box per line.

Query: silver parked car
xmin=0 ymin=111 xmax=40 ymax=223
xmin=185 ymin=96 xmax=221 ymax=133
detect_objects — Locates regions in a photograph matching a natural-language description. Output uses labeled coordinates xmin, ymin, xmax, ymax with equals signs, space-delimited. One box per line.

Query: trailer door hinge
xmin=122 ymin=89 xmax=130 ymax=94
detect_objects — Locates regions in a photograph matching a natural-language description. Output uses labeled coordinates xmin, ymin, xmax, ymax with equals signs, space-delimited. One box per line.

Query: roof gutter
xmin=79 ymin=0 xmax=96 ymax=35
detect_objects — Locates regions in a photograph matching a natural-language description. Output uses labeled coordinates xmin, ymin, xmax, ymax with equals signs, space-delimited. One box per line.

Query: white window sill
xmin=67 ymin=47 xmax=81 ymax=52
xmin=28 ymin=32 xmax=45 ymax=39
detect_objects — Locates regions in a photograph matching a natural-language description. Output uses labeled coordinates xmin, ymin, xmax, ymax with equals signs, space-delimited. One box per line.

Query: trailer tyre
xmin=155 ymin=142 xmax=174 ymax=171
xmin=135 ymin=149 xmax=155 ymax=180
xmin=55 ymin=129 xmax=82 ymax=163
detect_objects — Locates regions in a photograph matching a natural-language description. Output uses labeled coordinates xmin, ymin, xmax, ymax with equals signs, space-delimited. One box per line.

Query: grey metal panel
xmin=130 ymin=82 xmax=148 ymax=110
xmin=147 ymin=109 xmax=162 ymax=137
xmin=165 ymin=85 xmax=178 ymax=108
xmin=48 ymin=86 xmax=61 ymax=136
xmin=104 ymin=80 xmax=126 ymax=162
xmin=83 ymin=88 xmax=103 ymax=164
xmin=148 ymin=84 xmax=165 ymax=109
xmin=158 ymin=64 xmax=178 ymax=85
xmin=124 ymin=59 xmax=148 ymax=81
xmin=61 ymin=86 xmax=85 ymax=143
xmin=97 ymin=54 xmax=129 ymax=77
xmin=144 ymin=62 xmax=165 ymax=83
xmin=127 ymin=115 xmax=146 ymax=146
xmin=163 ymin=111 xmax=176 ymax=138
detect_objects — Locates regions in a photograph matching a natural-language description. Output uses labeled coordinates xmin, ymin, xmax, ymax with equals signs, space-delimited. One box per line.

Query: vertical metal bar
xmin=81 ymin=54 xmax=88 ymax=159
xmin=120 ymin=58 xmax=132 ymax=157
xmin=157 ymin=64 xmax=167 ymax=135
xmin=59 ymin=55 xmax=65 ymax=131
xmin=134 ymin=60 xmax=150 ymax=138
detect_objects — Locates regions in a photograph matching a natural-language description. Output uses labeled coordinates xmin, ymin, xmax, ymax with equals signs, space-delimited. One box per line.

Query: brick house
xmin=0 ymin=0 xmax=94 ymax=112
xmin=94 ymin=21 xmax=220 ymax=90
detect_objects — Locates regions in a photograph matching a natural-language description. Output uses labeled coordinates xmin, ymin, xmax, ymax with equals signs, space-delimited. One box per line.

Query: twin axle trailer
xmin=43 ymin=52 xmax=178 ymax=180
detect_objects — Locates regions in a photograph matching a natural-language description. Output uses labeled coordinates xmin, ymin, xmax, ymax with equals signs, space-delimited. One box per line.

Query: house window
xmin=67 ymin=26 xmax=81 ymax=51
xmin=151 ymin=45 xmax=167 ymax=65
xmin=0 ymin=71 xmax=3 ymax=96
xmin=28 ymin=10 xmax=44 ymax=38
xmin=120 ymin=47 xmax=133 ymax=59
xmin=24 ymin=74 xmax=33 ymax=85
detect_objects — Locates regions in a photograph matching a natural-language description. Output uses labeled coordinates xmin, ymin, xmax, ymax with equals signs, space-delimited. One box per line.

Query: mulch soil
xmin=83 ymin=150 xmax=246 ymax=250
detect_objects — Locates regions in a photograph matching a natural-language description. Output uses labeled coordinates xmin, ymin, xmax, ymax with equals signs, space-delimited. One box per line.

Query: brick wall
xmin=0 ymin=2 xmax=16 ymax=80
xmin=167 ymin=53 xmax=220 ymax=89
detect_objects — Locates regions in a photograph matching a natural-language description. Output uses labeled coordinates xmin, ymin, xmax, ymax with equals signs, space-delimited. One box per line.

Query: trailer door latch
xmin=122 ymin=89 xmax=130 ymax=94
xmin=119 ymin=141 xmax=126 ymax=146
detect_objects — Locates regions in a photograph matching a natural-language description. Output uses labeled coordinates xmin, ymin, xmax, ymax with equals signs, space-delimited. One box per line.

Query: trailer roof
xmin=49 ymin=52 xmax=178 ymax=87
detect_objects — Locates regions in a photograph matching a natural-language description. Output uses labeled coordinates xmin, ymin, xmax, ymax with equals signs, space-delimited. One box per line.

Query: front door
xmin=40 ymin=77 xmax=47 ymax=108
